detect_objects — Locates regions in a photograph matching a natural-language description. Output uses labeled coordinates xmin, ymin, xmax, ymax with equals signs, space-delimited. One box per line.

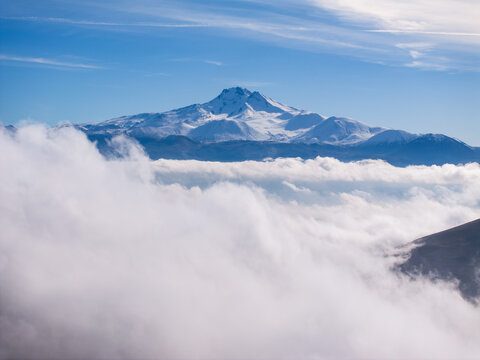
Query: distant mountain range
xmin=399 ymin=218 xmax=480 ymax=302
xmin=5 ymin=87 xmax=479 ymax=165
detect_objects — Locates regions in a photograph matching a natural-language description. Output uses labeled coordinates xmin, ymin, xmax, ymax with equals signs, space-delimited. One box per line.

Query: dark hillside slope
xmin=400 ymin=218 xmax=480 ymax=300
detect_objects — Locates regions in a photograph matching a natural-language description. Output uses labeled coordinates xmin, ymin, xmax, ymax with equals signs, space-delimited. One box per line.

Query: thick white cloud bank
xmin=1 ymin=125 xmax=480 ymax=359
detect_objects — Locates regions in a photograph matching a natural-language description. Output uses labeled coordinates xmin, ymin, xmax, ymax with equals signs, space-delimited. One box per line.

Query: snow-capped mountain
xmin=78 ymin=87 xmax=386 ymax=145
xmin=74 ymin=87 xmax=480 ymax=166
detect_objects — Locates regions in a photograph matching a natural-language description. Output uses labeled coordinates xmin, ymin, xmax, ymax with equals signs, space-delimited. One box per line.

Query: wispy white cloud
xmin=4 ymin=9 xmax=372 ymax=51
xmin=309 ymin=0 xmax=480 ymax=37
xmin=4 ymin=1 xmax=480 ymax=71
xmin=395 ymin=42 xmax=433 ymax=50
xmin=2 ymin=16 xmax=207 ymax=28
xmin=143 ymin=72 xmax=170 ymax=77
xmin=169 ymin=58 xmax=224 ymax=67
xmin=96 ymin=0 xmax=480 ymax=71
xmin=405 ymin=61 xmax=448 ymax=71
xmin=367 ymin=30 xmax=480 ymax=37
xmin=0 ymin=54 xmax=103 ymax=69
xmin=304 ymin=0 xmax=480 ymax=70
xmin=204 ymin=60 xmax=223 ymax=66
xmin=408 ymin=50 xmax=422 ymax=59
xmin=146 ymin=9 xmax=373 ymax=51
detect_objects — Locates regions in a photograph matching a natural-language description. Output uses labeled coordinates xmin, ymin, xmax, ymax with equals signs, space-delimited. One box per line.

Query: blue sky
xmin=1 ymin=0 xmax=479 ymax=144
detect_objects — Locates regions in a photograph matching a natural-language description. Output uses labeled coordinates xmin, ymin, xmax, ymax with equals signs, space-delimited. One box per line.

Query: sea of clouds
xmin=1 ymin=125 xmax=480 ymax=359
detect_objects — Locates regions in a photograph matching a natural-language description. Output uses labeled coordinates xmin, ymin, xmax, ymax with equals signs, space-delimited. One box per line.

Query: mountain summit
xmin=208 ymin=87 xmax=297 ymax=116
xmin=76 ymin=87 xmax=480 ymax=165
xmin=79 ymin=87 xmax=384 ymax=144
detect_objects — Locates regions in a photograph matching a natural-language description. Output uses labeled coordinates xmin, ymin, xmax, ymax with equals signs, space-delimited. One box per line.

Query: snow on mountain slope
xmin=296 ymin=116 xmax=385 ymax=145
xmin=188 ymin=120 xmax=263 ymax=142
xmin=77 ymin=87 xmax=389 ymax=145
xmin=364 ymin=129 xmax=419 ymax=145
xmin=284 ymin=113 xmax=326 ymax=131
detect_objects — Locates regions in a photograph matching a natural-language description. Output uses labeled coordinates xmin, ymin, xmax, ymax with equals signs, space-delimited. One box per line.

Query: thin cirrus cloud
xmin=4 ymin=13 xmax=364 ymax=50
xmin=306 ymin=0 xmax=480 ymax=69
xmin=168 ymin=58 xmax=224 ymax=67
xmin=204 ymin=60 xmax=223 ymax=66
xmin=405 ymin=61 xmax=448 ymax=71
xmin=146 ymin=0 xmax=480 ymax=70
xmin=98 ymin=0 xmax=480 ymax=70
xmin=368 ymin=30 xmax=480 ymax=37
xmin=3 ymin=1 xmax=480 ymax=70
xmin=0 ymin=54 xmax=103 ymax=69
xmin=308 ymin=0 xmax=480 ymax=37
xmin=2 ymin=16 xmax=208 ymax=28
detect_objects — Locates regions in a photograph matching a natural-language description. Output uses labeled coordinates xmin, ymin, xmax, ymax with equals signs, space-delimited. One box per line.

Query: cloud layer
xmin=1 ymin=125 xmax=480 ymax=359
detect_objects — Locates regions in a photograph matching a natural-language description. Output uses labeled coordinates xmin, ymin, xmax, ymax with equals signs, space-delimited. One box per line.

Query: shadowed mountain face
xmin=86 ymin=133 xmax=480 ymax=166
xmin=399 ymin=219 xmax=480 ymax=301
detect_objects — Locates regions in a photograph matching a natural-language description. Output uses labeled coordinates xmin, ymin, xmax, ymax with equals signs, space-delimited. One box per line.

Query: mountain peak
xmin=218 ymin=87 xmax=252 ymax=99
xmin=205 ymin=87 xmax=255 ymax=115
xmin=204 ymin=87 xmax=296 ymax=116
